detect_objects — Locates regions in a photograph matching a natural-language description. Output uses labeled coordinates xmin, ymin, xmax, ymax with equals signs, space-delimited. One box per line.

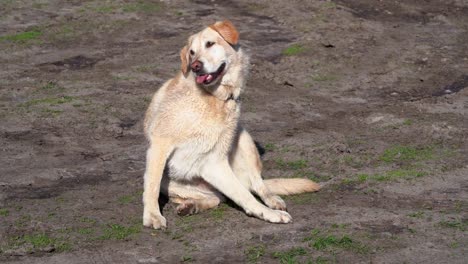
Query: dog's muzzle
xmin=194 ymin=62 xmax=226 ymax=85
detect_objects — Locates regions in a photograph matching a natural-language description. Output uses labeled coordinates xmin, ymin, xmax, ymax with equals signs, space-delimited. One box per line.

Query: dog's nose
xmin=191 ymin=60 xmax=203 ymax=73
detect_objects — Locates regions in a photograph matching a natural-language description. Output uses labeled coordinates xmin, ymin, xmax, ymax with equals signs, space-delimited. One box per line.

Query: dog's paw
xmin=262 ymin=209 xmax=292 ymax=224
xmin=264 ymin=195 xmax=287 ymax=211
xmin=143 ymin=210 xmax=167 ymax=229
xmin=176 ymin=201 xmax=198 ymax=216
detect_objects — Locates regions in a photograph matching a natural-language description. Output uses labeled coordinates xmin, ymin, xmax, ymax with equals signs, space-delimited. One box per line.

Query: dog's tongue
xmin=196 ymin=74 xmax=213 ymax=84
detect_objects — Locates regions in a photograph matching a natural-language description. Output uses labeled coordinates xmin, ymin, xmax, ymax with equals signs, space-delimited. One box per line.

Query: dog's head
xmin=180 ymin=20 xmax=239 ymax=86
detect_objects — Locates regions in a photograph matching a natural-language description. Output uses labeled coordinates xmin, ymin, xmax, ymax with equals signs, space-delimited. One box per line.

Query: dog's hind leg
xmin=230 ymin=128 xmax=287 ymax=211
xmin=161 ymin=177 xmax=224 ymax=216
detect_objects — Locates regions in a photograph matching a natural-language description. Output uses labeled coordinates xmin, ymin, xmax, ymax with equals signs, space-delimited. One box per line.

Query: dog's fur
xmin=142 ymin=20 xmax=320 ymax=229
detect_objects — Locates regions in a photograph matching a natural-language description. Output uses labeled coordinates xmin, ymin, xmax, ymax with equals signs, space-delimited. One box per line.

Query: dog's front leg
xmin=201 ymin=159 xmax=292 ymax=223
xmin=143 ymin=141 xmax=172 ymax=229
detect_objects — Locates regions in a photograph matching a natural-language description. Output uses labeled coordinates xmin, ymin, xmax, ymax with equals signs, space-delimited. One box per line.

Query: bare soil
xmin=1 ymin=0 xmax=467 ymax=263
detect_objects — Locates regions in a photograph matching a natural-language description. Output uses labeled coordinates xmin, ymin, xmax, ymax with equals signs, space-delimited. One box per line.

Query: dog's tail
xmin=264 ymin=178 xmax=320 ymax=195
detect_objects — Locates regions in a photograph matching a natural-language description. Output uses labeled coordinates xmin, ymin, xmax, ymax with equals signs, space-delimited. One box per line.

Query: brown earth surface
xmin=1 ymin=0 xmax=467 ymax=263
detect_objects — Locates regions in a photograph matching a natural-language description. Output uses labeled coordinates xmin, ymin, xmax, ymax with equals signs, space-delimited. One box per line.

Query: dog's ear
xmin=209 ymin=20 xmax=239 ymax=45
xmin=180 ymin=45 xmax=189 ymax=75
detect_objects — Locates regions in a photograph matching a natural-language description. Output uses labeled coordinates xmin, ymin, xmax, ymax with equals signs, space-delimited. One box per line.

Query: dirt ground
xmin=1 ymin=0 xmax=467 ymax=263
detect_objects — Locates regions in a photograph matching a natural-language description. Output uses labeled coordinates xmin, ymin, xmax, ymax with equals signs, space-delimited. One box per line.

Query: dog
xmin=142 ymin=20 xmax=320 ymax=229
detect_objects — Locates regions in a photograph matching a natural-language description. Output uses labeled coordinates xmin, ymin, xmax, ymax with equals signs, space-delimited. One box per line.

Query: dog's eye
xmin=189 ymin=49 xmax=195 ymax=56
xmin=206 ymin=41 xmax=215 ymax=48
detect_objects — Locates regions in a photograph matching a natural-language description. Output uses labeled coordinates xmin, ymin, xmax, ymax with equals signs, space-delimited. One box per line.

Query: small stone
xmin=391 ymin=92 xmax=398 ymax=96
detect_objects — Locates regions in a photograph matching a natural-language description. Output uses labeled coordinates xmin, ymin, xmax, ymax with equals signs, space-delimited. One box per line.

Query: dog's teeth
xmin=206 ymin=74 xmax=213 ymax=82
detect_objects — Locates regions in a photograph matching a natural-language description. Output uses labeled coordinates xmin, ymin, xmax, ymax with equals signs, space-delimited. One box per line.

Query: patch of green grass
xmin=450 ymin=242 xmax=460 ymax=248
xmin=374 ymin=169 xmax=426 ymax=181
xmin=453 ymin=201 xmax=464 ymax=213
xmin=39 ymin=82 xmax=60 ymax=91
xmin=331 ymin=223 xmax=349 ymax=229
xmin=143 ymin=96 xmax=152 ymax=104
xmin=181 ymin=255 xmax=193 ymax=262
xmin=439 ymin=220 xmax=467 ymax=231
xmin=246 ymin=3 xmax=267 ymax=12
xmin=170 ymin=231 xmax=185 ymax=240
xmin=272 ymin=247 xmax=307 ymax=264
xmin=362 ymin=188 xmax=378 ymax=195
xmin=0 ymin=208 xmax=9 ymax=217
xmin=32 ymin=2 xmax=48 ymax=9
xmin=55 ymin=241 xmax=72 ymax=252
xmin=15 ymin=214 xmax=31 ymax=227
xmin=288 ymin=192 xmax=319 ymax=205
xmin=80 ymin=217 xmax=97 ymax=224
xmin=264 ymin=143 xmax=276 ymax=152
xmin=321 ymin=1 xmax=337 ymax=9
xmin=210 ymin=205 xmax=226 ymax=221
xmin=23 ymin=234 xmax=54 ymax=248
xmin=0 ymin=30 xmax=42 ymax=43
xmin=21 ymin=96 xmax=74 ymax=107
xmin=403 ymin=119 xmax=413 ymax=126
xmin=306 ymin=173 xmax=324 ymax=182
xmin=118 ymin=195 xmax=134 ymax=205
xmin=55 ymin=197 xmax=66 ymax=203
xmin=245 ymin=245 xmax=265 ymax=263
xmin=77 ymin=228 xmax=94 ymax=235
xmin=99 ymin=223 xmax=141 ymax=240
xmin=304 ymin=229 xmax=368 ymax=254
xmin=309 ymin=234 xmax=346 ymax=250
xmin=117 ymin=191 xmax=144 ymax=205
xmin=41 ymin=108 xmax=63 ymax=117
xmin=276 ymin=158 xmax=308 ymax=170
xmin=122 ymin=1 xmax=162 ymax=13
xmin=176 ymin=213 xmax=201 ymax=225
xmin=279 ymin=146 xmax=294 ymax=153
xmin=380 ymin=145 xmax=434 ymax=163
xmin=312 ymin=256 xmax=331 ymax=264
xmin=357 ymin=174 xmax=369 ymax=182
xmin=341 ymin=173 xmax=369 ymax=185
xmin=407 ymin=211 xmax=425 ymax=218
xmin=174 ymin=213 xmax=202 ymax=234
xmin=5 ymin=233 xmax=72 ymax=253
xmin=57 ymin=227 xmax=74 ymax=234
xmin=310 ymin=74 xmax=337 ymax=82
xmin=282 ymin=44 xmax=305 ymax=56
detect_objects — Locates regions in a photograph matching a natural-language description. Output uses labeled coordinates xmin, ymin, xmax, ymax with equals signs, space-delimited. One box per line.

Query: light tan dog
xmin=142 ymin=20 xmax=320 ymax=229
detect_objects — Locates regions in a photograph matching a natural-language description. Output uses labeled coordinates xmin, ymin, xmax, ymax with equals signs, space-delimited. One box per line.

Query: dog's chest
xmin=166 ymin=98 xmax=240 ymax=179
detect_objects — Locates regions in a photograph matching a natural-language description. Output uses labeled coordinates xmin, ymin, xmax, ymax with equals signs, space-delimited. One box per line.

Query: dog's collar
xmin=227 ymin=93 xmax=241 ymax=103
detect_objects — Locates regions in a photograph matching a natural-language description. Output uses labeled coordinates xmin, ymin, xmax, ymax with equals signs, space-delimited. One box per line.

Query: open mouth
xmin=195 ymin=62 xmax=226 ymax=85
